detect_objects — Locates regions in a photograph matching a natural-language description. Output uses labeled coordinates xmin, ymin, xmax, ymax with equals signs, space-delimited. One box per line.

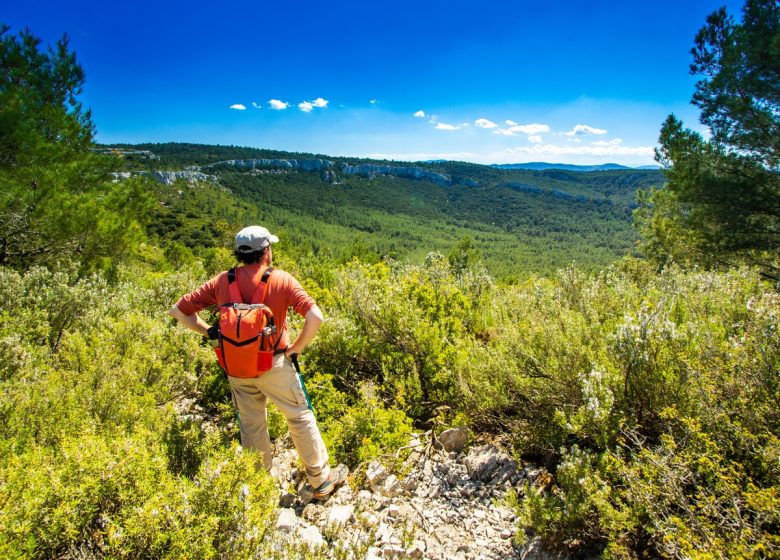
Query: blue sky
xmin=5 ymin=0 xmax=745 ymax=166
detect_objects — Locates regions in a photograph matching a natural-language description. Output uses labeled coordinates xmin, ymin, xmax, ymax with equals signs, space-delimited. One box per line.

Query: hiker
xmin=170 ymin=225 xmax=347 ymax=499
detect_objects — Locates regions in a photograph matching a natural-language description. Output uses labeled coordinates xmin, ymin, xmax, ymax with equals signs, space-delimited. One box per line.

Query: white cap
xmin=234 ymin=225 xmax=279 ymax=253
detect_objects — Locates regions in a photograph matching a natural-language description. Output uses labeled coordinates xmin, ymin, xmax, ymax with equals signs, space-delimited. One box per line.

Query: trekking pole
xmin=290 ymin=353 xmax=313 ymax=411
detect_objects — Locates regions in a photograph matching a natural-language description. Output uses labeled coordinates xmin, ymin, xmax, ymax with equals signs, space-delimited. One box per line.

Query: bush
xmin=323 ymin=383 xmax=413 ymax=468
xmin=0 ymin=432 xmax=277 ymax=559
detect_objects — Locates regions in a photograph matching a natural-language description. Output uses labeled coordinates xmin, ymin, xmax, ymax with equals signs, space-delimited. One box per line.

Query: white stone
xmin=327 ymin=504 xmax=354 ymax=526
xmin=365 ymin=547 xmax=383 ymax=560
xmin=381 ymin=474 xmax=404 ymax=498
xmin=367 ymin=461 xmax=388 ymax=492
xmin=297 ymin=525 xmax=324 ymax=547
xmin=385 ymin=503 xmax=401 ymax=518
xmin=406 ymin=541 xmax=426 ymax=559
xmin=357 ymin=489 xmax=373 ymax=503
xmin=376 ymin=522 xmax=394 ymax=543
xmin=275 ymin=508 xmax=297 ymax=533
xmin=438 ymin=428 xmax=469 ymax=453
xmin=382 ymin=545 xmax=406 ymax=558
xmin=500 ymin=528 xmax=513 ymax=539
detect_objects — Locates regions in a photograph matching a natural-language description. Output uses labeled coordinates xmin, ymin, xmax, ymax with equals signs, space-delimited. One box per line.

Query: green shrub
xmin=323 ymin=384 xmax=413 ymax=468
xmin=0 ymin=431 xmax=277 ymax=559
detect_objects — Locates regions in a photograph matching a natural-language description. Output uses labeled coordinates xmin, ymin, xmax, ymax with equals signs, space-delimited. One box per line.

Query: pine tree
xmin=0 ymin=25 xmax=150 ymax=272
xmin=635 ymin=0 xmax=780 ymax=276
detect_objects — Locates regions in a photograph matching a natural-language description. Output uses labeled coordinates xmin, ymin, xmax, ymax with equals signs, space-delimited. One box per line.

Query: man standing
xmin=170 ymin=225 xmax=347 ymax=499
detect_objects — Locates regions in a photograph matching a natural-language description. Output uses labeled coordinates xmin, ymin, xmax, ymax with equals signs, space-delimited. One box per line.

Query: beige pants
xmin=227 ymin=353 xmax=331 ymax=488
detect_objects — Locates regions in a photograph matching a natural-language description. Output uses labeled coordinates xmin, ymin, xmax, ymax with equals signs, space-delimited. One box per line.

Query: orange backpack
xmin=213 ymin=267 xmax=278 ymax=377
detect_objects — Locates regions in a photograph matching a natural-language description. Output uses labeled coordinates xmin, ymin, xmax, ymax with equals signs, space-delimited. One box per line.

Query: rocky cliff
xmin=112 ymin=155 xmax=474 ymax=188
xmin=111 ymin=170 xmax=218 ymax=186
xmin=203 ymin=158 xmax=457 ymax=186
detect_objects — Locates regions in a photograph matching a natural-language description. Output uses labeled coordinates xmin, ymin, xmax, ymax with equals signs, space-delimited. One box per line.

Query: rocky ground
xmin=264 ymin=428 xmax=554 ymax=559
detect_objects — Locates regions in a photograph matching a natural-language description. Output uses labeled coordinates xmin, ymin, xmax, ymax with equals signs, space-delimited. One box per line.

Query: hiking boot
xmin=312 ymin=464 xmax=349 ymax=500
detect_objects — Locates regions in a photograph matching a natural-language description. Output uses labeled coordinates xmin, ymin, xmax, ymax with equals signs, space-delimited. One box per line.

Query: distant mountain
xmin=493 ymin=162 xmax=637 ymax=172
xmin=107 ymin=143 xmax=665 ymax=278
xmin=636 ymin=165 xmax=661 ymax=170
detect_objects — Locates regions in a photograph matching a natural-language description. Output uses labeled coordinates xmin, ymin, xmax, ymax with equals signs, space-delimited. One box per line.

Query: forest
xmin=0 ymin=1 xmax=778 ymax=558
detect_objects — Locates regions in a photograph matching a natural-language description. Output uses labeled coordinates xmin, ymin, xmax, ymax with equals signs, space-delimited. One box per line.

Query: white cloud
xmin=428 ymin=115 xmax=438 ymax=123
xmin=475 ymin=118 xmax=498 ymax=129
xmin=591 ymin=138 xmax=623 ymax=147
xmin=268 ymin=99 xmax=289 ymax=110
xmin=505 ymin=120 xmax=518 ymax=126
xmin=528 ymin=135 xmax=543 ymax=143
xmin=495 ymin=123 xmax=550 ymax=136
xmin=414 ymin=110 xmax=426 ymax=118
xmin=298 ymin=97 xmax=329 ymax=112
xmin=251 ymin=101 xmax=261 ymax=109
xmin=565 ymin=124 xmax=608 ymax=136
xmin=436 ymin=123 xmax=461 ymax=131
xmin=359 ymin=143 xmax=656 ymax=166
xmin=229 ymin=104 xmax=246 ymax=110
xmin=369 ymin=99 xmax=379 ymax=104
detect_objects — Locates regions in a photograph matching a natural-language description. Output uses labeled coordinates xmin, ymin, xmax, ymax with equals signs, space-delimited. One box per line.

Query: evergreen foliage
xmin=636 ymin=0 xmax=780 ymax=277
xmin=0 ymin=25 xmax=151 ymax=273
xmin=124 ymin=159 xmax=656 ymax=280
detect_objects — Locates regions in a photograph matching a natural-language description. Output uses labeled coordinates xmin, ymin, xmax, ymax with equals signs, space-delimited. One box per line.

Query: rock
xmin=333 ymin=483 xmax=354 ymax=504
xmin=402 ymin=474 xmax=419 ymax=493
xmin=360 ymin=512 xmax=379 ymax=528
xmin=338 ymin=162 xmax=452 ymax=186
xmin=260 ymin=414 xmax=529 ymax=560
xmin=357 ymin=489 xmax=373 ymax=503
xmin=385 ymin=504 xmax=400 ymax=518
xmin=520 ymin=536 xmax=548 ymax=560
xmin=406 ymin=541 xmax=426 ymax=559
xmin=380 ymin=474 xmax=404 ymax=498
xmin=464 ymin=445 xmax=504 ymax=482
xmin=383 ymin=544 xmax=407 ymax=558
xmin=437 ymin=427 xmax=469 ymax=453
xmin=367 ymin=461 xmax=388 ymax=492
xmin=302 ymin=503 xmax=325 ymax=524
xmin=376 ymin=522 xmax=393 ymax=543
xmin=327 ymin=504 xmax=354 ymax=526
xmin=149 ymin=170 xmax=218 ymax=185
xmin=276 ymin=508 xmax=298 ymax=533
xmin=297 ymin=525 xmax=324 ymax=547
xmin=278 ymin=492 xmax=296 ymax=508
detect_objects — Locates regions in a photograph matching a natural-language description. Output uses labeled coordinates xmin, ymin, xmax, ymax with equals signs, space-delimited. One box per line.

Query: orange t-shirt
xmin=175 ymin=264 xmax=316 ymax=349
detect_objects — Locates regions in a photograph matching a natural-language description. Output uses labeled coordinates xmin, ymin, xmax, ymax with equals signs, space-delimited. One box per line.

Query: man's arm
xmin=170 ymin=304 xmax=210 ymax=337
xmin=285 ymin=304 xmax=324 ymax=358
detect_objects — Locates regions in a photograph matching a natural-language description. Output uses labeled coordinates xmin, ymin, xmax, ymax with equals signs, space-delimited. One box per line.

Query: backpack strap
xmin=257 ymin=268 xmax=284 ymax=353
xmin=250 ymin=267 xmax=274 ymax=304
xmin=227 ymin=268 xmax=241 ymax=302
xmin=226 ymin=266 xmax=275 ymax=303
